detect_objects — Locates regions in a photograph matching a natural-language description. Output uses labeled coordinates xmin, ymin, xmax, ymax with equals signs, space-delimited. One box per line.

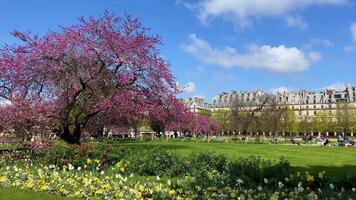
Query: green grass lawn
xmin=0 ymin=186 xmax=75 ymax=200
xmin=113 ymin=140 xmax=356 ymax=176
xmin=0 ymin=144 xmax=15 ymax=151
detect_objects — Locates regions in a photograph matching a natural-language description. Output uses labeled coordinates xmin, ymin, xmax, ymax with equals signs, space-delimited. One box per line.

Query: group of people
xmin=337 ymin=134 xmax=355 ymax=147
xmin=316 ymin=135 xmax=329 ymax=146
xmin=292 ymin=134 xmax=354 ymax=147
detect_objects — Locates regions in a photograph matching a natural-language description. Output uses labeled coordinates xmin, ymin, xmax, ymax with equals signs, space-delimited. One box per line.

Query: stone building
xmin=184 ymin=97 xmax=211 ymax=113
xmin=186 ymin=84 xmax=356 ymax=120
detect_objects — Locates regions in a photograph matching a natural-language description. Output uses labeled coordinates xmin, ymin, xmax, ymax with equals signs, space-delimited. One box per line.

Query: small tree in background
xmin=211 ymin=109 xmax=232 ymax=135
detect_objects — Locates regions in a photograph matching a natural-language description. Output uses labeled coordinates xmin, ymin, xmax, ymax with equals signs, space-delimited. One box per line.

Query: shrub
xmin=128 ymin=148 xmax=184 ymax=177
xmin=183 ymin=152 xmax=228 ymax=176
xmin=42 ymin=140 xmax=128 ymax=167
xmin=226 ymin=156 xmax=291 ymax=186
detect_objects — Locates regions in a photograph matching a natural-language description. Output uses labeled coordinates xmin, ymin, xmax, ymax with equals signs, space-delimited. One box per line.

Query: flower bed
xmin=1 ymin=155 xmax=355 ymax=199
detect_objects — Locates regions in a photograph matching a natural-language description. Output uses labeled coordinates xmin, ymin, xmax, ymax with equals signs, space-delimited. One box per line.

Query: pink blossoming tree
xmin=0 ymin=12 xmax=219 ymax=144
xmin=0 ymin=12 xmax=177 ymax=144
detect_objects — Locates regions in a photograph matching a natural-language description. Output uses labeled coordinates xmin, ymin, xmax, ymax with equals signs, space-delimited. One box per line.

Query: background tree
xmin=211 ymin=109 xmax=232 ymax=135
xmin=336 ymin=101 xmax=355 ymax=134
xmin=197 ymin=109 xmax=212 ymax=117
xmin=279 ymin=108 xmax=298 ymax=134
xmin=311 ymin=110 xmax=334 ymax=134
xmin=258 ymin=98 xmax=287 ymax=135
xmin=230 ymin=95 xmax=272 ymax=135
xmin=298 ymin=117 xmax=312 ymax=134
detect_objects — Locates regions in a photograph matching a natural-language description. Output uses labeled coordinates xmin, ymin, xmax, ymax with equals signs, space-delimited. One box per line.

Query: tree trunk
xmin=59 ymin=124 xmax=81 ymax=145
xmin=92 ymin=125 xmax=104 ymax=138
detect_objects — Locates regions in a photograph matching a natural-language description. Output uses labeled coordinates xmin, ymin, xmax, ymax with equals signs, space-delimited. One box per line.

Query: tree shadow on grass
xmin=112 ymin=143 xmax=194 ymax=151
xmin=292 ymin=165 xmax=356 ymax=177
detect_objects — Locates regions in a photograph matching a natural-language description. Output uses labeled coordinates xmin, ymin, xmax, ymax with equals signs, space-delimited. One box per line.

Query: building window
xmin=306 ymin=111 xmax=309 ymax=116
xmin=321 ymin=105 xmax=324 ymax=109
xmin=299 ymin=111 xmax=302 ymax=116
xmin=313 ymin=105 xmax=316 ymax=109
xmin=306 ymin=105 xmax=309 ymax=109
xmin=314 ymin=111 xmax=317 ymax=115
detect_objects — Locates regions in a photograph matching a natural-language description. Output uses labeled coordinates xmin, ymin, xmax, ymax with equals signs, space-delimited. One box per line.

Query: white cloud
xmin=308 ymin=51 xmax=322 ymax=62
xmin=193 ymin=94 xmax=205 ymax=99
xmin=323 ymin=82 xmax=346 ymax=91
xmin=286 ymin=16 xmax=308 ymax=30
xmin=351 ymin=22 xmax=356 ymax=41
xmin=303 ymin=38 xmax=333 ymax=50
xmin=270 ymin=86 xmax=291 ymax=94
xmin=181 ymin=81 xmax=196 ymax=93
xmin=345 ymin=45 xmax=356 ymax=52
xmin=186 ymin=0 xmax=347 ymax=27
xmin=181 ymin=34 xmax=320 ymax=73
xmin=344 ymin=22 xmax=356 ymax=52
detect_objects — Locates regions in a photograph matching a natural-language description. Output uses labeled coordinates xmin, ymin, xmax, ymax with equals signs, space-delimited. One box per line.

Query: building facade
xmin=186 ymin=84 xmax=356 ymax=120
xmin=184 ymin=97 xmax=211 ymax=113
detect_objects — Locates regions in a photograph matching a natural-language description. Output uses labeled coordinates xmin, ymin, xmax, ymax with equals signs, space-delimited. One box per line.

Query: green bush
xmin=128 ymin=148 xmax=184 ymax=177
xmin=42 ymin=140 xmax=128 ymax=167
xmin=226 ymin=156 xmax=291 ymax=186
xmin=127 ymin=150 xmax=228 ymax=178
xmin=183 ymin=152 xmax=228 ymax=176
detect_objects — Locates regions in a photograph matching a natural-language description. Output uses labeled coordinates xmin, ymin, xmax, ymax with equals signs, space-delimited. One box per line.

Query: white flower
xmin=278 ymin=181 xmax=284 ymax=188
xmin=264 ymin=178 xmax=268 ymax=184
xmin=129 ymin=173 xmax=134 ymax=177
xmin=352 ymin=188 xmax=355 ymax=192
xmin=297 ymin=186 xmax=304 ymax=192
xmin=100 ymin=171 xmax=105 ymax=175
xmin=115 ymin=174 xmax=119 ymax=179
xmin=239 ymin=194 xmax=245 ymax=200
xmin=6 ymin=166 xmax=10 ymax=170
xmin=156 ymin=176 xmax=160 ymax=181
xmin=68 ymin=163 xmax=74 ymax=170
xmin=167 ymin=180 xmax=171 ymax=186
xmin=77 ymin=167 xmax=81 ymax=171
xmin=307 ymin=191 xmax=318 ymax=199
xmin=236 ymin=178 xmax=244 ymax=186
xmin=257 ymin=186 xmax=262 ymax=191
xmin=329 ymin=183 xmax=334 ymax=190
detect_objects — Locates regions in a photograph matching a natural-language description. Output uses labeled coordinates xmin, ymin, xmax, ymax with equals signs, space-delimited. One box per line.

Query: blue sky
xmin=1 ymin=0 xmax=356 ymax=101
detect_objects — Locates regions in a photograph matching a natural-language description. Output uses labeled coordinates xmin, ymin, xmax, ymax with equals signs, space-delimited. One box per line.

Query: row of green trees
xmin=199 ymin=99 xmax=356 ymax=135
